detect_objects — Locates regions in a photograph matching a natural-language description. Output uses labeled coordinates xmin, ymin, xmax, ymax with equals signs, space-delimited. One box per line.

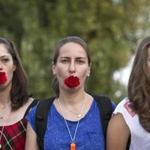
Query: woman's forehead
xmin=0 ymin=44 xmax=10 ymax=56
xmin=59 ymin=42 xmax=87 ymax=57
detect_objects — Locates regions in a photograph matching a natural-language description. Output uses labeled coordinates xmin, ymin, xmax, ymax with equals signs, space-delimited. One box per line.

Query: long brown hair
xmin=52 ymin=36 xmax=91 ymax=96
xmin=128 ymin=36 xmax=150 ymax=132
xmin=0 ymin=38 xmax=29 ymax=110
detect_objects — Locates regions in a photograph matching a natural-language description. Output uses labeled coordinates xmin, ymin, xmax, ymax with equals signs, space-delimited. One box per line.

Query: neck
xmin=0 ymin=95 xmax=11 ymax=108
xmin=0 ymin=84 xmax=11 ymax=107
xmin=59 ymin=90 xmax=86 ymax=105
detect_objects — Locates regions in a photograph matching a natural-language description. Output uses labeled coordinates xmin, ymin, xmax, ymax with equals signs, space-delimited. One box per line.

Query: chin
xmin=66 ymin=85 xmax=82 ymax=92
xmin=0 ymin=81 xmax=11 ymax=91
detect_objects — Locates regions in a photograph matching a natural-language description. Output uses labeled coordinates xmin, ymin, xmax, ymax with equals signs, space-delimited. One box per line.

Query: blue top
xmin=27 ymin=99 xmax=114 ymax=150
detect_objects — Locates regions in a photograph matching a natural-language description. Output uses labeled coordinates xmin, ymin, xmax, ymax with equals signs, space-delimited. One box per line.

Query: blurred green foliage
xmin=0 ymin=0 xmax=150 ymax=102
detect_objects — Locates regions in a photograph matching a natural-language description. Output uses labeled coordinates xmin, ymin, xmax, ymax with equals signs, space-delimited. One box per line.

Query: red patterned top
xmin=0 ymin=118 xmax=27 ymax=150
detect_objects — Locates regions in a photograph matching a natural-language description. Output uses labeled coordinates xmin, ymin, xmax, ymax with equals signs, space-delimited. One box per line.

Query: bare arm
xmin=25 ymin=123 xmax=39 ymax=150
xmin=106 ymin=113 xmax=130 ymax=150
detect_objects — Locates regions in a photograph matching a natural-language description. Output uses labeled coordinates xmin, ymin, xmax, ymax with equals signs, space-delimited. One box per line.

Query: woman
xmin=26 ymin=36 xmax=114 ymax=150
xmin=107 ymin=36 xmax=150 ymax=150
xmin=0 ymin=38 xmax=37 ymax=150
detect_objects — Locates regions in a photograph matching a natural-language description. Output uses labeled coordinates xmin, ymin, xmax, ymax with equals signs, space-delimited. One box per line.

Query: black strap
xmin=35 ymin=97 xmax=55 ymax=150
xmin=93 ymin=95 xmax=113 ymax=147
xmin=24 ymin=99 xmax=39 ymax=117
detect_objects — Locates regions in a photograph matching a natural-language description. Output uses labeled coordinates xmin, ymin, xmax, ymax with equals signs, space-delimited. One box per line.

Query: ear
xmin=52 ymin=64 xmax=56 ymax=75
xmin=87 ymin=66 xmax=91 ymax=77
xmin=87 ymin=72 xmax=90 ymax=77
xmin=87 ymin=73 xmax=90 ymax=77
xmin=12 ymin=64 xmax=16 ymax=72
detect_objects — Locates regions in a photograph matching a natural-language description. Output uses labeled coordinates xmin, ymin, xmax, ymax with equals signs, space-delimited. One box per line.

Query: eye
xmin=2 ymin=58 xmax=10 ymax=63
xmin=60 ymin=59 xmax=69 ymax=64
xmin=76 ymin=59 xmax=85 ymax=64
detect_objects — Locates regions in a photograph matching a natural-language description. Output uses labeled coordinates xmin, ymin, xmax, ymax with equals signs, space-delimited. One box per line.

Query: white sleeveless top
xmin=114 ymin=98 xmax=150 ymax=150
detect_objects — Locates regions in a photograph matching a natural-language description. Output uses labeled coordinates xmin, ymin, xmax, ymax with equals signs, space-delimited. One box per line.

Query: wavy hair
xmin=128 ymin=36 xmax=150 ymax=132
xmin=0 ymin=38 xmax=29 ymax=110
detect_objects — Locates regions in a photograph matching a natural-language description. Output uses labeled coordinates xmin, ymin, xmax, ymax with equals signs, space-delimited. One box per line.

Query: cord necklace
xmin=57 ymin=96 xmax=86 ymax=150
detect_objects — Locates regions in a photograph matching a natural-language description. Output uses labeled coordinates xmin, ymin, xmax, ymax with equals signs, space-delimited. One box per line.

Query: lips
xmin=0 ymin=72 xmax=7 ymax=84
xmin=64 ymin=76 xmax=80 ymax=88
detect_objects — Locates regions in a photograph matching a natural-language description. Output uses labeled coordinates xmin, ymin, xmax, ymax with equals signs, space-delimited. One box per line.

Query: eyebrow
xmin=60 ymin=56 xmax=86 ymax=59
xmin=0 ymin=54 xmax=10 ymax=58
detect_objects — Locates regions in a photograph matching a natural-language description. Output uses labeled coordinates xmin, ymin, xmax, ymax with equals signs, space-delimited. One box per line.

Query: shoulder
xmin=23 ymin=97 xmax=35 ymax=110
xmin=107 ymin=113 xmax=130 ymax=149
xmin=108 ymin=113 xmax=129 ymax=130
xmin=114 ymin=98 xmax=136 ymax=117
xmin=112 ymin=97 xmax=138 ymax=133
xmin=23 ymin=97 xmax=39 ymax=117
xmin=93 ymin=94 xmax=115 ymax=112
xmin=15 ymin=97 xmax=34 ymax=113
xmin=25 ymin=97 xmax=35 ymax=106
xmin=107 ymin=99 xmax=131 ymax=146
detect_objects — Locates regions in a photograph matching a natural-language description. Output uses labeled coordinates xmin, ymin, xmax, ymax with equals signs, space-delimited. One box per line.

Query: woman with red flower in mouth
xmin=26 ymin=36 xmax=114 ymax=150
xmin=0 ymin=38 xmax=38 ymax=150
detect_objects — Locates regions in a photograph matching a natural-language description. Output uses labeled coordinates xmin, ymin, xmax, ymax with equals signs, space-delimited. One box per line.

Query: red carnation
xmin=0 ymin=72 xmax=7 ymax=84
xmin=64 ymin=76 xmax=80 ymax=88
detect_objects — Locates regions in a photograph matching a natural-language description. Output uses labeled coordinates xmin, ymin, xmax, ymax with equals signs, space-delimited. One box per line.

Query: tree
xmin=0 ymin=0 xmax=150 ymax=101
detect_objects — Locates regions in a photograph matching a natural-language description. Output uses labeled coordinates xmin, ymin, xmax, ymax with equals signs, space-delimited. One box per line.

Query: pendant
xmin=70 ymin=143 xmax=76 ymax=150
xmin=77 ymin=114 xmax=82 ymax=118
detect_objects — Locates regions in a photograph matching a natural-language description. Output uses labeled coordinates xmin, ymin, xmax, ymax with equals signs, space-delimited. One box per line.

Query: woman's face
xmin=52 ymin=42 xmax=90 ymax=92
xmin=0 ymin=44 xmax=16 ymax=89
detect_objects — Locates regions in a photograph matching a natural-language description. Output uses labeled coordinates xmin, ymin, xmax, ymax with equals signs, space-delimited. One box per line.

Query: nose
xmin=68 ymin=60 xmax=76 ymax=74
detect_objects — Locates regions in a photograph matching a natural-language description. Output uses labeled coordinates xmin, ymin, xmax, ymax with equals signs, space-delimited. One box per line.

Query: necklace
xmin=0 ymin=126 xmax=4 ymax=149
xmin=60 ymin=96 xmax=86 ymax=119
xmin=58 ymin=97 xmax=86 ymax=150
xmin=0 ymin=102 xmax=11 ymax=120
